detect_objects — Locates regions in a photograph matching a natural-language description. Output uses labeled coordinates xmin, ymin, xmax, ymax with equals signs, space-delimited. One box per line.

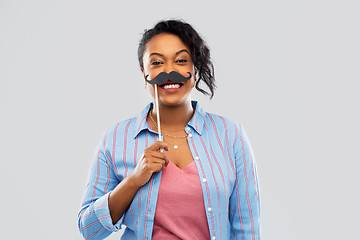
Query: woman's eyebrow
xmin=149 ymin=52 xmax=164 ymax=57
xmin=149 ymin=49 xmax=190 ymax=58
xmin=175 ymin=49 xmax=190 ymax=56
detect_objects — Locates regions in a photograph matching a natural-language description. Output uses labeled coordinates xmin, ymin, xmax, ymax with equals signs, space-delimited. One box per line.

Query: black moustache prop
xmin=145 ymin=71 xmax=192 ymax=85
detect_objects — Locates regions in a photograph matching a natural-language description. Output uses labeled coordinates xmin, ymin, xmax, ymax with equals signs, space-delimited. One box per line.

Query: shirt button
xmin=212 ymin=237 xmax=216 ymax=240
xmin=186 ymin=127 xmax=191 ymax=131
xmin=195 ymin=156 xmax=199 ymax=160
xmin=207 ymin=207 xmax=212 ymax=212
xmin=188 ymin=133 xmax=192 ymax=138
xmin=202 ymin=178 xmax=207 ymax=183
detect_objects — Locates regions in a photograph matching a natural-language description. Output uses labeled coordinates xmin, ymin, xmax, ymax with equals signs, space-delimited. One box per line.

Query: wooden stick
xmin=154 ymin=85 xmax=163 ymax=151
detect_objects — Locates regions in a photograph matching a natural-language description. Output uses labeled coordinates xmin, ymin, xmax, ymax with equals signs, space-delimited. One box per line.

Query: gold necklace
xmin=163 ymin=135 xmax=189 ymax=150
xmin=148 ymin=110 xmax=188 ymax=139
xmin=148 ymin=110 xmax=189 ymax=150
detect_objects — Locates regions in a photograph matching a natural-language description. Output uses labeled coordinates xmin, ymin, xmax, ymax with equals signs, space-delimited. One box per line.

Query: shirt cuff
xmin=94 ymin=192 xmax=124 ymax=232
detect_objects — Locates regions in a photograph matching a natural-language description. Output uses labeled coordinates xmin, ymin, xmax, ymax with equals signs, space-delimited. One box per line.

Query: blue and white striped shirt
xmin=78 ymin=100 xmax=260 ymax=240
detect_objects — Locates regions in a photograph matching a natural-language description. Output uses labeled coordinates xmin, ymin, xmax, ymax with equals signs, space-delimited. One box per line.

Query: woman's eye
xmin=151 ymin=61 xmax=162 ymax=65
xmin=176 ymin=59 xmax=188 ymax=63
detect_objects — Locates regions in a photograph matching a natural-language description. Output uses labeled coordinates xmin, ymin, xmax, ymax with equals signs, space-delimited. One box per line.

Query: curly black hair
xmin=138 ymin=19 xmax=216 ymax=99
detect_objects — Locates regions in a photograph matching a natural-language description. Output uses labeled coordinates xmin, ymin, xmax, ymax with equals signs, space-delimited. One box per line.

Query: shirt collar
xmin=133 ymin=100 xmax=206 ymax=139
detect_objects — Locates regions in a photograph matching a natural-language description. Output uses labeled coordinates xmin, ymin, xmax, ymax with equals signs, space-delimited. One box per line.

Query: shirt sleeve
xmin=229 ymin=123 xmax=261 ymax=240
xmin=78 ymin=128 xmax=124 ymax=240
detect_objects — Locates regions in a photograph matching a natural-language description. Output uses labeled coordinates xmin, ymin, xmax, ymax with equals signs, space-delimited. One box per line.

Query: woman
xmin=78 ymin=19 xmax=260 ymax=240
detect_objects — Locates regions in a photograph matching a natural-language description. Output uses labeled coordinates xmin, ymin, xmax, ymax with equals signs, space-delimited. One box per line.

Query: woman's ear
xmin=141 ymin=68 xmax=148 ymax=88
xmin=141 ymin=68 xmax=146 ymax=79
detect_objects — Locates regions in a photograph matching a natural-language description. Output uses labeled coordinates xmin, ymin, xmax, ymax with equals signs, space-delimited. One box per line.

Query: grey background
xmin=1 ymin=0 xmax=359 ymax=239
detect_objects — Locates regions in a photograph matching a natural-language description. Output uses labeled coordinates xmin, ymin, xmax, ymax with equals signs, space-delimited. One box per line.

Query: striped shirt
xmin=78 ymin=100 xmax=261 ymax=240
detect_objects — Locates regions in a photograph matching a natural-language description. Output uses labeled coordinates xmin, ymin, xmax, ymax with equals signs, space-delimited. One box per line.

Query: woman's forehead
xmin=144 ymin=33 xmax=190 ymax=57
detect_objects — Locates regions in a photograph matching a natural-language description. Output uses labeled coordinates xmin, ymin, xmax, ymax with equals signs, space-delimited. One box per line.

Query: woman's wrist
xmin=127 ymin=172 xmax=142 ymax=189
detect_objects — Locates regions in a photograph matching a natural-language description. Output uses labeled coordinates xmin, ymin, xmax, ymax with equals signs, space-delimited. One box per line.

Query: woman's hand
xmin=129 ymin=141 xmax=169 ymax=188
xmin=107 ymin=141 xmax=169 ymax=224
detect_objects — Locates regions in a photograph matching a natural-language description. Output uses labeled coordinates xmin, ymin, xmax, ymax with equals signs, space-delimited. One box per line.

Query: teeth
xmin=163 ymin=84 xmax=181 ymax=89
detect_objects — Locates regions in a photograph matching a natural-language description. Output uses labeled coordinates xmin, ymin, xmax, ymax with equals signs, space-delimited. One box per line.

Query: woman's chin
xmin=158 ymin=94 xmax=190 ymax=107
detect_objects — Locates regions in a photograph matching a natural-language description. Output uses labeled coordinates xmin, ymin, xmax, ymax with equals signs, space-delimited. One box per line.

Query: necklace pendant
xmin=174 ymin=145 xmax=178 ymax=149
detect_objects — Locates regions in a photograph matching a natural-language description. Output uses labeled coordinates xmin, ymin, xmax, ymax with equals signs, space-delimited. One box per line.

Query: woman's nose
xmin=164 ymin=63 xmax=177 ymax=74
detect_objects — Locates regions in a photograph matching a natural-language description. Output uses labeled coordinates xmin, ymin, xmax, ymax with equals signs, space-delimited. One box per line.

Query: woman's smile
xmin=158 ymin=81 xmax=184 ymax=93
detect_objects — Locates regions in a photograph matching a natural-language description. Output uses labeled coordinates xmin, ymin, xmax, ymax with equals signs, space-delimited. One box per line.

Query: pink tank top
xmin=152 ymin=160 xmax=211 ymax=239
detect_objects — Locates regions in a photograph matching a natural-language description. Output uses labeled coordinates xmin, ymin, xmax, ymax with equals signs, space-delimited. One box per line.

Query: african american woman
xmin=78 ymin=19 xmax=261 ymax=240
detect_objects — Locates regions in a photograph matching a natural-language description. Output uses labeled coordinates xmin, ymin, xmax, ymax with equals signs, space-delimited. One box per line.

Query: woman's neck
xmin=150 ymin=99 xmax=194 ymax=131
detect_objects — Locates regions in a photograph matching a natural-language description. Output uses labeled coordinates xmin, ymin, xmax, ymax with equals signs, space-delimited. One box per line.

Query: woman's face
xmin=142 ymin=33 xmax=196 ymax=107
